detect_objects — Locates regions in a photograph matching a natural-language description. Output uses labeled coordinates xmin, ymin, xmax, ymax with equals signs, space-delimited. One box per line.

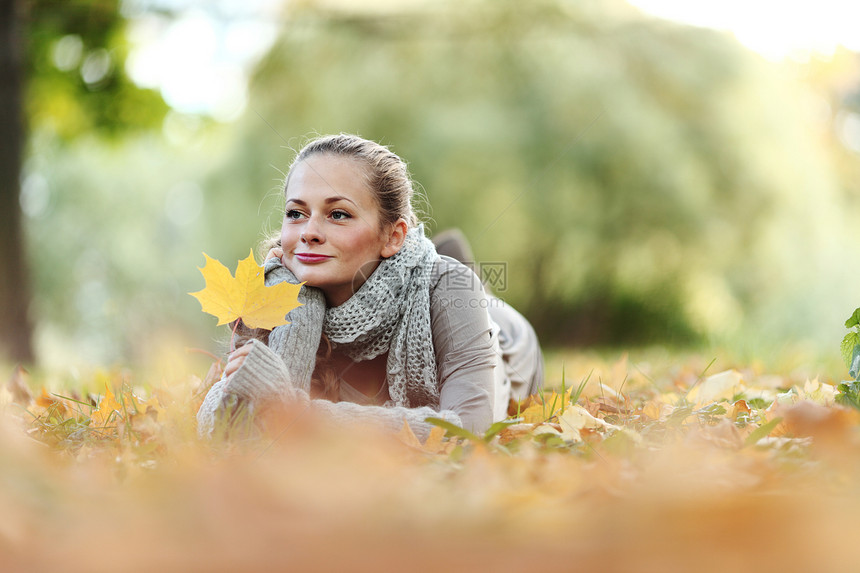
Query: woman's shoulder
xmin=429 ymin=255 xmax=484 ymax=294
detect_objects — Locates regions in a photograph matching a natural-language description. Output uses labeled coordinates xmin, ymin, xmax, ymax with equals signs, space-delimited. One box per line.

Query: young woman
xmin=197 ymin=134 xmax=543 ymax=440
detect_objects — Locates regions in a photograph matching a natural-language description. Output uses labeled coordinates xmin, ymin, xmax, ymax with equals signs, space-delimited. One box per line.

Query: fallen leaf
xmin=91 ymin=385 xmax=123 ymax=428
xmin=130 ymin=411 xmax=160 ymax=439
xmin=641 ymin=400 xmax=669 ymax=421
xmin=396 ymin=419 xmax=422 ymax=449
xmin=6 ymin=365 xmax=33 ymax=406
xmin=521 ymin=391 xmax=579 ymax=423
xmin=508 ymin=396 xmax=534 ymax=417
xmin=498 ymin=423 xmax=536 ymax=445
xmin=687 ymin=369 xmax=744 ymax=405
xmin=521 ymin=401 xmax=552 ymax=424
xmin=795 ymin=378 xmax=837 ymax=405
xmin=532 ymin=424 xmax=562 ymax=437
xmin=189 ymin=250 xmax=303 ymax=330
xmin=687 ymin=419 xmax=743 ymax=449
xmin=731 ymin=399 xmax=751 ymax=421
xmin=781 ymin=401 xmax=859 ymax=449
xmin=35 ymin=388 xmax=66 ymax=417
xmin=422 ymin=425 xmax=448 ymax=453
xmin=558 ymin=405 xmax=616 ymax=442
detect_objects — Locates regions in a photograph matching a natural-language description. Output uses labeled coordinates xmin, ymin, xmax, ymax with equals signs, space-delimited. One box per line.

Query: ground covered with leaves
xmin=2 ymin=349 xmax=860 ymax=572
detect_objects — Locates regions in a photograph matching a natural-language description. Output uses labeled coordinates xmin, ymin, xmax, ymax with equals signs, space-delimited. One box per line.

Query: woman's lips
xmin=295 ymin=253 xmax=333 ymax=263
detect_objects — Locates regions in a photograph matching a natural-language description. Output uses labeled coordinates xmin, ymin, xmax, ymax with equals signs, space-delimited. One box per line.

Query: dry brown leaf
xmin=731 ymin=399 xmax=751 ymax=421
xmin=6 ymin=365 xmax=33 ymax=406
xmin=498 ymin=423 xmax=536 ymax=445
xmin=781 ymin=401 xmax=860 ymax=449
xmin=396 ymin=419 xmax=422 ymax=449
xmin=687 ymin=419 xmax=743 ymax=449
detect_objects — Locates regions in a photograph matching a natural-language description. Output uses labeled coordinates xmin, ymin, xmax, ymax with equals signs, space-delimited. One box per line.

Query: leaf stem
xmin=230 ymin=319 xmax=241 ymax=352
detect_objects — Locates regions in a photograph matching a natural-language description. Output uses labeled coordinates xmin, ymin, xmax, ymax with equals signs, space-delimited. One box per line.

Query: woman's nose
xmin=301 ymin=215 xmax=325 ymax=243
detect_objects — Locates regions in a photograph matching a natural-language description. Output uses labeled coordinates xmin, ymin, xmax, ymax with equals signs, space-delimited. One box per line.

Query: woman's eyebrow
xmin=325 ymin=196 xmax=357 ymax=206
xmin=286 ymin=196 xmax=358 ymax=206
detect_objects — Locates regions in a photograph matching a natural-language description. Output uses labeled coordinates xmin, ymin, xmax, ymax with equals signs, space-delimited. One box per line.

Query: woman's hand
xmin=224 ymin=343 xmax=253 ymax=378
xmin=267 ymin=245 xmax=298 ymax=277
xmin=265 ymin=246 xmax=284 ymax=263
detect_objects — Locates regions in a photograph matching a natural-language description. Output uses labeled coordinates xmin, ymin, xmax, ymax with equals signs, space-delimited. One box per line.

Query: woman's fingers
xmin=224 ymin=343 xmax=253 ymax=378
xmin=265 ymin=247 xmax=284 ymax=261
xmin=223 ymin=355 xmax=244 ymax=378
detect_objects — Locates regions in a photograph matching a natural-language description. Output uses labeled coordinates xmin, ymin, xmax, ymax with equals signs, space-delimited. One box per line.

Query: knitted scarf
xmin=264 ymin=225 xmax=439 ymax=408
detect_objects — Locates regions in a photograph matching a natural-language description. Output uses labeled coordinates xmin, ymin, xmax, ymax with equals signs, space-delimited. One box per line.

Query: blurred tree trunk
xmin=0 ymin=0 xmax=34 ymax=363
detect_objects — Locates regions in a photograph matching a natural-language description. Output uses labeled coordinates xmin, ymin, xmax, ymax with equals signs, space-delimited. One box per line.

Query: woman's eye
xmin=331 ymin=210 xmax=351 ymax=221
xmin=285 ymin=209 xmax=303 ymax=220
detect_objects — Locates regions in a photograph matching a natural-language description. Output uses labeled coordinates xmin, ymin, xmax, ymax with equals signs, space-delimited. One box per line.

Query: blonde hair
xmin=287 ymin=133 xmax=419 ymax=229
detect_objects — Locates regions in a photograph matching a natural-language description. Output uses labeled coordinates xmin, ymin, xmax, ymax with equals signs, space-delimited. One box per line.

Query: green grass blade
xmin=744 ymin=417 xmax=783 ymax=447
xmin=425 ymin=417 xmax=482 ymax=442
xmin=483 ymin=421 xmax=519 ymax=442
xmin=51 ymin=393 xmax=93 ymax=408
xmin=570 ymin=370 xmax=592 ymax=405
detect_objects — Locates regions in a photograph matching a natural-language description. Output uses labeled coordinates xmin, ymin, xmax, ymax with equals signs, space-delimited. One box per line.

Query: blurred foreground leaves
xmin=4 ymin=353 xmax=860 ymax=571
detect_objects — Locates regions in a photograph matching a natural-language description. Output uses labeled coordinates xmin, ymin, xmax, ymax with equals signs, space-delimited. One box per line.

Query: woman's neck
xmin=329 ymin=349 xmax=388 ymax=401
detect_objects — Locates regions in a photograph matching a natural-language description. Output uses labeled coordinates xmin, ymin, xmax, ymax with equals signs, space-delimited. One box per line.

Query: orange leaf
xmin=731 ymin=399 xmax=751 ymax=421
xmin=423 ymin=425 xmax=447 ymax=453
xmin=36 ymin=388 xmax=66 ymax=417
xmin=189 ymin=250 xmax=303 ymax=330
xmin=91 ymin=385 xmax=123 ymax=427
xmin=396 ymin=419 xmax=422 ymax=449
xmin=498 ymin=423 xmax=535 ymax=445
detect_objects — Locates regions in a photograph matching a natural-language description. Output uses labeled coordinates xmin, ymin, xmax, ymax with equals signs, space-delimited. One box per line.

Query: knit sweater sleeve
xmin=220 ymin=339 xmax=462 ymax=442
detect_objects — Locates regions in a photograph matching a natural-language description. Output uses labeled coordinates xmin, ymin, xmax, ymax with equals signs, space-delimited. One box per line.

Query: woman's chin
xmin=291 ymin=269 xmax=323 ymax=288
xmin=283 ymin=261 xmax=309 ymax=282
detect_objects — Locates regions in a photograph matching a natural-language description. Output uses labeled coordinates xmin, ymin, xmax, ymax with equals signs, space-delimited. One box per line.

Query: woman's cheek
xmin=282 ymin=257 xmax=301 ymax=279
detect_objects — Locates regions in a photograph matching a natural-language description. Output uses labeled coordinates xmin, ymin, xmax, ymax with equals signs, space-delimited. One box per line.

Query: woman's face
xmin=280 ymin=154 xmax=402 ymax=306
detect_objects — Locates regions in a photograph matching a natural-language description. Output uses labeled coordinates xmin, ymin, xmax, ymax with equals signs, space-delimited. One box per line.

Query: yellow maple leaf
xmin=189 ymin=250 xmax=303 ymax=330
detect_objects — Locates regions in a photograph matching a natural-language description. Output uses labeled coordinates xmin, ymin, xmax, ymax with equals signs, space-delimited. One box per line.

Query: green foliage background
xmin=19 ymin=0 xmax=860 ymax=368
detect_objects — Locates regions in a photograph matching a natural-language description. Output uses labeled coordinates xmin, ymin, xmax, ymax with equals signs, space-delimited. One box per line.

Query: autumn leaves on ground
xmin=2 ymin=252 xmax=858 ymax=571
xmin=1 ymin=349 xmax=859 ymax=573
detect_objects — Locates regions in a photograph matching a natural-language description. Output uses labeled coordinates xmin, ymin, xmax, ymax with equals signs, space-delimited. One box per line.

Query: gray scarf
xmin=264 ymin=225 xmax=439 ymax=408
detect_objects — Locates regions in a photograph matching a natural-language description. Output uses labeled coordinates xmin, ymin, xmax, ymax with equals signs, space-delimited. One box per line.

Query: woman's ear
xmin=380 ymin=219 xmax=408 ymax=258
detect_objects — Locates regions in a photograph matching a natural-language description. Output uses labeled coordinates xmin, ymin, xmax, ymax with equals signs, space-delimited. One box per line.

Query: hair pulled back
xmin=287 ymin=133 xmax=419 ymax=229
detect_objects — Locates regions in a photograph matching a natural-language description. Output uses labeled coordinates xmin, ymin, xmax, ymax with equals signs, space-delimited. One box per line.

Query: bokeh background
xmin=3 ymin=0 xmax=860 ymax=372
